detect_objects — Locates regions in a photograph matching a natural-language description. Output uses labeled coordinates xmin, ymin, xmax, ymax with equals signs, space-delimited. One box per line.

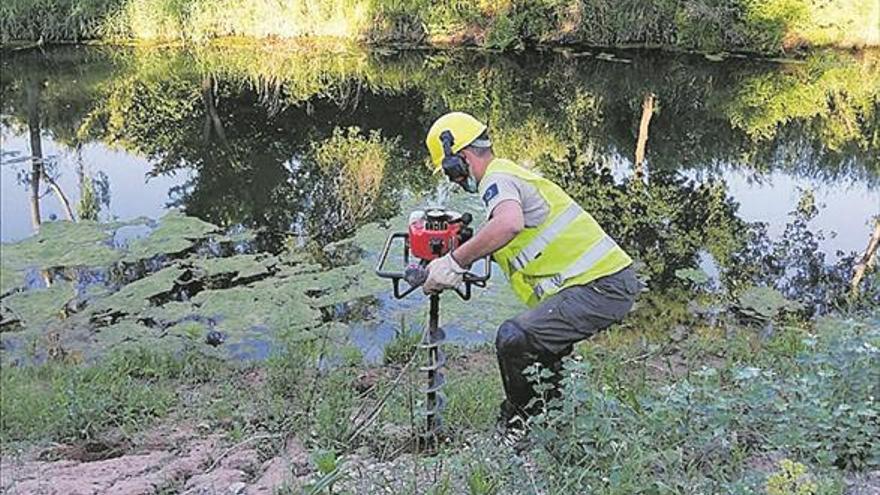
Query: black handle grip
xmin=375 ymin=232 xmax=492 ymax=300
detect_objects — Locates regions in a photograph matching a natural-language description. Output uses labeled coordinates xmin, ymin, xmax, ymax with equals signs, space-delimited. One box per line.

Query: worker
xmin=422 ymin=112 xmax=642 ymax=435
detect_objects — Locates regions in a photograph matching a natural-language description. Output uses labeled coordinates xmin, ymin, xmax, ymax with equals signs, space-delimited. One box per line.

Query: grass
xmin=0 ymin=347 xmax=217 ymax=444
xmin=1 ymin=0 xmax=877 ymax=53
xmin=1 ymin=309 xmax=877 ymax=492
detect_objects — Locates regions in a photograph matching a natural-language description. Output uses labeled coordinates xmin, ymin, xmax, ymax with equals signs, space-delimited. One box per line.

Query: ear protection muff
xmin=439 ymin=130 xmax=469 ymax=182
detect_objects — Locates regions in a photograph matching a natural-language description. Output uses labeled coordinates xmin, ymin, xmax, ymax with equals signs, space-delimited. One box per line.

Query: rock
xmin=221 ymin=449 xmax=259 ymax=472
xmin=247 ymin=458 xmax=291 ymax=495
xmin=206 ymin=330 xmax=225 ymax=347
xmin=245 ymin=438 xmax=309 ymax=495
xmin=183 ymin=468 xmax=246 ymax=494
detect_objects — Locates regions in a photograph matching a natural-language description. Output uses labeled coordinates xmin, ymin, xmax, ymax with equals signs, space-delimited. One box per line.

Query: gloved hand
xmin=423 ymin=252 xmax=468 ymax=294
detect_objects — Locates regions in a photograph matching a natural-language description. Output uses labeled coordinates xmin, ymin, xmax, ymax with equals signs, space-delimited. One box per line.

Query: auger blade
xmin=419 ymin=348 xmax=446 ymax=372
xmin=420 ymin=326 xmax=446 ymax=347
xmin=424 ymin=391 xmax=447 ymax=417
xmin=421 ymin=371 xmax=446 ymax=393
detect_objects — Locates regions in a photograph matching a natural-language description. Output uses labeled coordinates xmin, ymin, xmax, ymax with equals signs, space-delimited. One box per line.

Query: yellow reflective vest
xmin=481 ymin=158 xmax=632 ymax=307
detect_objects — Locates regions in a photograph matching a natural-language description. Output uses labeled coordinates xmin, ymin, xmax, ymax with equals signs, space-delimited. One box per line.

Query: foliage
xmin=523 ymin=315 xmax=880 ymax=492
xmin=767 ymin=459 xmax=818 ymax=495
xmin=1 ymin=0 xmax=877 ymax=53
xmin=309 ymin=126 xmax=401 ymax=238
xmin=382 ymin=327 xmax=420 ymax=365
xmin=0 ymin=346 xmax=218 ymax=443
xmin=734 ymin=286 xmax=803 ymax=322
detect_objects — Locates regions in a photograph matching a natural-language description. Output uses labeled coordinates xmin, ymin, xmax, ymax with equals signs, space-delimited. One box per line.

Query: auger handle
xmin=375 ymin=232 xmax=423 ymax=299
xmin=375 ymin=232 xmax=492 ymax=300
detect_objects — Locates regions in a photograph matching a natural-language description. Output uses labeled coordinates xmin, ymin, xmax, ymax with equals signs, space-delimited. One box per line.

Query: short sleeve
xmin=479 ymin=173 xmax=523 ymax=219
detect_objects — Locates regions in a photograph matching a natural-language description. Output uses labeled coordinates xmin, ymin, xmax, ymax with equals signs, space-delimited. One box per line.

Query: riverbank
xmin=2 ymin=0 xmax=878 ymax=54
xmin=2 ymin=308 xmax=878 ymax=493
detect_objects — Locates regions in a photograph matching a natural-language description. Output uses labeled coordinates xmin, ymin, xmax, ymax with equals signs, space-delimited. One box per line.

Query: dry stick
xmin=346 ymin=351 xmax=419 ymax=444
xmin=851 ymin=219 xmax=880 ymax=296
xmin=41 ymin=171 xmax=75 ymax=221
xmin=634 ymin=92 xmax=655 ymax=180
xmin=206 ymin=433 xmax=283 ymax=473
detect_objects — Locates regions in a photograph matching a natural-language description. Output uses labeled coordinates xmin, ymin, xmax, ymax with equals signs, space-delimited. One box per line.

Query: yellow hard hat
xmin=425 ymin=112 xmax=488 ymax=169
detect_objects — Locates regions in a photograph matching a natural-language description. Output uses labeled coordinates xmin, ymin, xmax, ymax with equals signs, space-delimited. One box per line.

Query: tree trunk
xmin=41 ymin=172 xmax=76 ymax=221
xmin=851 ymin=218 xmax=880 ymax=296
xmin=202 ymin=75 xmax=230 ymax=148
xmin=26 ymin=77 xmax=43 ymax=232
xmin=634 ymin=92 xmax=655 ymax=181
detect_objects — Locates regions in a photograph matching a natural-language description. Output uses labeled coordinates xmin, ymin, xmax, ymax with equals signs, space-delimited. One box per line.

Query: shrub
xmin=524 ymin=316 xmax=880 ymax=491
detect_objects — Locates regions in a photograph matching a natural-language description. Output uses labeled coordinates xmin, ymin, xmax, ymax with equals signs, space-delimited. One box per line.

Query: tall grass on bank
xmin=1 ymin=0 xmax=877 ymax=53
xmin=0 ymin=348 xmax=218 ymax=443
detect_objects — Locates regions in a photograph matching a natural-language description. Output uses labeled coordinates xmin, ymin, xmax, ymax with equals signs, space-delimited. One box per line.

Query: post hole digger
xmin=375 ymin=208 xmax=490 ymax=447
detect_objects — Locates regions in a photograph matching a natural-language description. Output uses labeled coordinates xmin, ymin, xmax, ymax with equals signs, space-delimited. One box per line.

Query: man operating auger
xmin=422 ymin=112 xmax=642 ymax=437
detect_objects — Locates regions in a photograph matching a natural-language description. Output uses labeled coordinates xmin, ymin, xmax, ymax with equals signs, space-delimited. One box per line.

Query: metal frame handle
xmin=375 ymin=232 xmax=492 ymax=301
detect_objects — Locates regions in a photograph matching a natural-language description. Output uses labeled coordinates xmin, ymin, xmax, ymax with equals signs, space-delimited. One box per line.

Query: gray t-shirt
xmin=479 ymin=173 xmax=550 ymax=227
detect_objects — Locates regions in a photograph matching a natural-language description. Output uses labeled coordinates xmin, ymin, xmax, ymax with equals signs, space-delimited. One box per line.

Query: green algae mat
xmin=0 ymin=205 xmax=524 ymax=366
xmin=0 ymin=211 xmax=385 ymax=364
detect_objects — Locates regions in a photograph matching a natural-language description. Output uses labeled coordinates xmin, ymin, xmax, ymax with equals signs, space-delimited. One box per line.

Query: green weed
xmin=0 ymin=347 xmax=211 ymax=444
xmin=1 ymin=0 xmax=876 ymax=53
xmin=522 ymin=315 xmax=880 ymax=492
xmin=383 ymin=327 xmax=421 ymax=366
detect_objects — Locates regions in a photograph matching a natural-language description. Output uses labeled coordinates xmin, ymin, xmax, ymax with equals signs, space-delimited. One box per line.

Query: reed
xmin=1 ymin=0 xmax=877 ymax=53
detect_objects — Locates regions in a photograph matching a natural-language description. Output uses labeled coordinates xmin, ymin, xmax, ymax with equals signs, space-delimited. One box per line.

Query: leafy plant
xmin=767 ymin=459 xmax=818 ymax=495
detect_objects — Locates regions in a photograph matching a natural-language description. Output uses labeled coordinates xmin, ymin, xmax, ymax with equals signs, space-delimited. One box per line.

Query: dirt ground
xmin=0 ymin=425 xmax=312 ymax=495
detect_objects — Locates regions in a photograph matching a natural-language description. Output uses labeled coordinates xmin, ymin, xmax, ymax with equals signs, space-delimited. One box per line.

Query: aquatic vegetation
xmin=123 ymin=211 xmax=218 ymax=260
xmin=0 ymin=220 xmax=119 ymax=294
xmin=734 ymin=286 xmax=804 ymax=323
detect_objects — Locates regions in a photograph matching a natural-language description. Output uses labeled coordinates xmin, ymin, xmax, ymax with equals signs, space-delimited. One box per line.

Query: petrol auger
xmin=375 ymin=208 xmax=490 ymax=447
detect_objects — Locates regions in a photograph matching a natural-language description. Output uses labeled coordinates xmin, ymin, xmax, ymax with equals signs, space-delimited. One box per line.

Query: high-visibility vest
xmin=481 ymin=158 xmax=632 ymax=307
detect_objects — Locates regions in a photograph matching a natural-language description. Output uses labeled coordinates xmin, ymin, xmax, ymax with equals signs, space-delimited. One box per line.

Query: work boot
xmin=495 ymin=400 xmax=529 ymax=450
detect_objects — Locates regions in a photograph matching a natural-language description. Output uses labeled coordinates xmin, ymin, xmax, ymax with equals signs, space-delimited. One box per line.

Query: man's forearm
xmin=452 ymin=215 xmax=520 ymax=267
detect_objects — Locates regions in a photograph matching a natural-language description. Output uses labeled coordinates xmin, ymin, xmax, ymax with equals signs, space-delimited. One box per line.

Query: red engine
xmin=408 ymin=209 xmax=473 ymax=262
xmin=375 ymin=206 xmax=488 ymax=299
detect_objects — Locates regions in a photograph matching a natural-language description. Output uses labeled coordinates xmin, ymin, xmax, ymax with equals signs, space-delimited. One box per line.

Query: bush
xmin=524 ymin=316 xmax=880 ymax=492
xmin=2 ymin=0 xmax=876 ymax=53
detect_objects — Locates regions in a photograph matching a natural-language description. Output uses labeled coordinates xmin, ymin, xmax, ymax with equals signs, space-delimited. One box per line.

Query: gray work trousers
xmin=495 ymin=266 xmax=641 ymax=413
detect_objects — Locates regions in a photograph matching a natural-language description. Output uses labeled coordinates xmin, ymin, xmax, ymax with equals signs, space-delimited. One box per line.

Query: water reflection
xmin=1 ymin=45 xmax=877 ymax=304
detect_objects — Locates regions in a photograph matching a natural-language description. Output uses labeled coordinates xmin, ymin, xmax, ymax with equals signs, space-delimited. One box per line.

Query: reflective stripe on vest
xmin=533 ymin=236 xmax=619 ymax=298
xmin=509 ymin=203 xmax=581 ymax=272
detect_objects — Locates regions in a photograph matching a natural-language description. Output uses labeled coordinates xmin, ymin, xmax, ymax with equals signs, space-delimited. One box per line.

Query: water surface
xmin=1 ymin=45 xmax=877 ymax=362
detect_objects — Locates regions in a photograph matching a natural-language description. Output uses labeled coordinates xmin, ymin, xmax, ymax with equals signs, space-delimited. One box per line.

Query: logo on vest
xmin=482 ymin=183 xmax=499 ymax=206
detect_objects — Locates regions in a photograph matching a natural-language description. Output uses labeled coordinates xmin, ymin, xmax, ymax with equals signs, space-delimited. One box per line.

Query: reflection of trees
xmin=546 ymin=158 xmax=747 ymax=287
xmin=723 ymin=193 xmax=879 ymax=313
xmin=24 ymin=75 xmax=76 ymax=230
xmin=2 ymin=46 xmax=876 ymax=293
xmin=26 ymin=75 xmax=44 ymax=231
xmin=76 ymin=60 xmax=432 ymax=243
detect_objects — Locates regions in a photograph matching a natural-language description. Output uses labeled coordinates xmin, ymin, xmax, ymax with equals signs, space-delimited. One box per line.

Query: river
xmin=1 ymin=44 xmax=877 ymax=363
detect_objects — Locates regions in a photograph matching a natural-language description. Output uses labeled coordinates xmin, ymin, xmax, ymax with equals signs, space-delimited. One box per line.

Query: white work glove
xmin=423 ymin=252 xmax=468 ymax=294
